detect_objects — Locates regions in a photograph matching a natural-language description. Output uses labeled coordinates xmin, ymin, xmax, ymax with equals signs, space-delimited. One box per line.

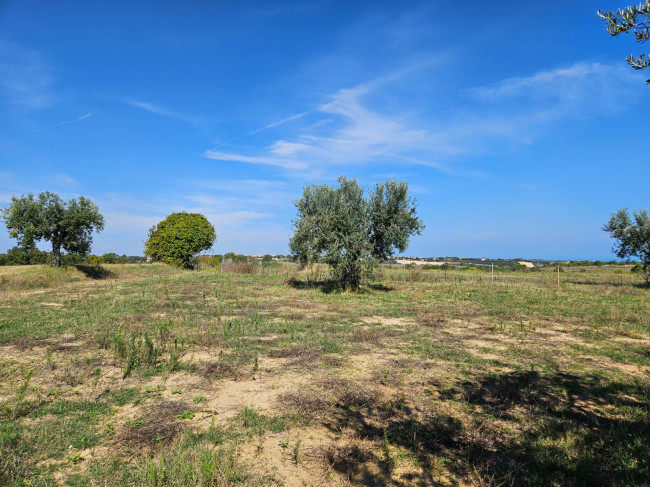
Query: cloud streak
xmin=122 ymin=99 xmax=207 ymax=126
xmin=56 ymin=112 xmax=92 ymax=126
xmin=203 ymin=61 xmax=642 ymax=175
xmin=0 ymin=41 xmax=55 ymax=109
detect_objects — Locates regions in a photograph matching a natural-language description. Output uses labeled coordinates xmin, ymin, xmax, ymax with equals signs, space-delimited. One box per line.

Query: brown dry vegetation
xmin=0 ymin=263 xmax=648 ymax=486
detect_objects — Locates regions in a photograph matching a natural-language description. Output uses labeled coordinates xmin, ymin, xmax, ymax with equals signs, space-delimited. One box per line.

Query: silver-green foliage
xmin=1 ymin=191 xmax=104 ymax=267
xmin=598 ymin=1 xmax=650 ymax=83
xmin=290 ymin=177 xmax=424 ymax=290
xmin=603 ymin=208 xmax=650 ymax=282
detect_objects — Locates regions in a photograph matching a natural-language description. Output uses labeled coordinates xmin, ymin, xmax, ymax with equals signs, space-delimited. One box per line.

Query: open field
xmin=0 ymin=263 xmax=648 ymax=486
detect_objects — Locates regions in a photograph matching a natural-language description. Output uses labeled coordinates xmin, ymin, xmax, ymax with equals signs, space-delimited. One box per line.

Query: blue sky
xmin=1 ymin=0 xmax=648 ymax=259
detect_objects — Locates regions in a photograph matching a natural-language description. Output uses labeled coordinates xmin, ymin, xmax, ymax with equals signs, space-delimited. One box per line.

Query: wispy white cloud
xmin=204 ymin=150 xmax=308 ymax=170
xmin=0 ymin=41 xmax=55 ymax=109
xmin=204 ymin=79 xmax=448 ymax=173
xmin=51 ymin=173 xmax=78 ymax=188
xmin=195 ymin=178 xmax=287 ymax=191
xmin=203 ymin=61 xmax=642 ymax=176
xmin=468 ymin=62 xmax=638 ymax=120
xmin=238 ymin=110 xmax=313 ymax=139
xmin=122 ymin=99 xmax=207 ymax=126
xmin=56 ymin=112 xmax=92 ymax=126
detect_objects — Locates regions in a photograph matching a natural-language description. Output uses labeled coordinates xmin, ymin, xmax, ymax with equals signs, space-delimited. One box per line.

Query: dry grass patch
xmin=278 ymin=389 xmax=330 ymax=416
xmin=118 ymin=400 xmax=190 ymax=449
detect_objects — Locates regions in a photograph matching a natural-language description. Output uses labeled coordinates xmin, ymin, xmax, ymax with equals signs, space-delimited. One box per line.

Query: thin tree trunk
xmin=51 ymin=239 xmax=61 ymax=267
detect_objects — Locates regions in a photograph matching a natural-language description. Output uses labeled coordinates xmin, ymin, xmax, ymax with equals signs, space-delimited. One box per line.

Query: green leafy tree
xmin=0 ymin=246 xmax=50 ymax=266
xmin=598 ymin=1 xmax=650 ymax=83
xmin=290 ymin=177 xmax=424 ymax=290
xmin=603 ymin=209 xmax=650 ymax=283
xmin=1 ymin=191 xmax=104 ymax=267
xmin=144 ymin=212 xmax=216 ymax=268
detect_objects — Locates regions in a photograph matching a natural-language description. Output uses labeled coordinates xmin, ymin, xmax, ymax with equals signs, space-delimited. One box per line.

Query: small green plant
xmin=68 ymin=452 xmax=84 ymax=464
xmin=193 ymin=395 xmax=207 ymax=403
xmin=278 ymin=439 xmax=289 ymax=448
xmin=92 ymin=367 xmax=101 ymax=388
xmin=45 ymin=346 xmax=55 ymax=370
xmin=382 ymin=429 xmax=394 ymax=474
xmin=176 ymin=410 xmax=195 ymax=420
xmin=293 ymin=438 xmax=301 ymax=464
xmin=12 ymin=368 xmax=33 ymax=419
xmin=127 ymin=419 xmax=146 ymax=429
xmin=145 ymin=385 xmax=166 ymax=394
xmin=112 ymin=324 xmax=161 ymax=379
xmin=171 ymin=388 xmax=182 ymax=395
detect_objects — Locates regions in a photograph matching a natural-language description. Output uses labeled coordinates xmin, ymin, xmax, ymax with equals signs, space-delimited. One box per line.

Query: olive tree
xmin=290 ymin=177 xmax=424 ymax=290
xmin=598 ymin=1 xmax=650 ymax=83
xmin=603 ymin=208 xmax=650 ymax=283
xmin=144 ymin=212 xmax=216 ymax=268
xmin=1 ymin=191 xmax=104 ymax=267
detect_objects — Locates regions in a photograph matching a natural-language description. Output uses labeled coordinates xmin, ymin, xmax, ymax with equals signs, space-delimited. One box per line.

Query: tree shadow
xmin=366 ymin=283 xmax=395 ymax=292
xmin=287 ymin=278 xmax=395 ymax=294
xmin=318 ymin=370 xmax=649 ymax=485
xmin=287 ymin=277 xmax=342 ymax=294
xmin=449 ymin=370 xmax=650 ymax=485
xmin=74 ymin=264 xmax=115 ymax=280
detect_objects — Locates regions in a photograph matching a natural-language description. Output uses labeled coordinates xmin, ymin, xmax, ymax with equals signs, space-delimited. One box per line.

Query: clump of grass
xmin=322 ymin=377 xmax=381 ymax=408
xmin=293 ymin=438 xmax=301 ymax=464
xmin=11 ymin=368 xmax=33 ymax=419
xmin=112 ymin=324 xmax=160 ymax=379
xmin=222 ymin=262 xmax=258 ymax=274
xmin=323 ymin=441 xmax=373 ymax=477
xmin=119 ymin=401 xmax=190 ymax=449
xmin=279 ymin=389 xmax=329 ymax=415
xmin=417 ymin=312 xmax=445 ymax=327
xmin=237 ymin=406 xmax=287 ymax=437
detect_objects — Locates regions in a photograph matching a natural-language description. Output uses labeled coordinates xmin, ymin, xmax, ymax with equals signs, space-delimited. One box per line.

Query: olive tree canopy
xmin=1 ymin=191 xmax=105 ymax=267
xmin=289 ymin=177 xmax=424 ymax=290
xmin=603 ymin=208 xmax=650 ymax=283
xmin=598 ymin=1 xmax=650 ymax=83
xmin=144 ymin=212 xmax=216 ymax=268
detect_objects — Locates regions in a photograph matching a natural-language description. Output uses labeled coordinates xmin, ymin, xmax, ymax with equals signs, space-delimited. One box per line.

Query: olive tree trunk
xmin=50 ymin=235 xmax=62 ymax=267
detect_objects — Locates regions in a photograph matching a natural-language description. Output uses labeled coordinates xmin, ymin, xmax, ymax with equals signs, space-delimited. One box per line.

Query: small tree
xmin=290 ymin=177 xmax=424 ymax=290
xmin=598 ymin=1 xmax=650 ymax=83
xmin=603 ymin=209 xmax=650 ymax=283
xmin=1 ymin=191 xmax=104 ymax=267
xmin=144 ymin=212 xmax=216 ymax=268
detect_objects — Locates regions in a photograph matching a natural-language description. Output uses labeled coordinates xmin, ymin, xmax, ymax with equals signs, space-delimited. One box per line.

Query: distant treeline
xmin=0 ymin=247 xmax=147 ymax=266
xmin=0 ymin=246 xmax=637 ymax=270
xmin=388 ymin=258 xmax=637 ymax=271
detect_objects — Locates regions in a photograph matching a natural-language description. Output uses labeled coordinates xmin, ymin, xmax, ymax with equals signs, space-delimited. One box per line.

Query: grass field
xmin=0 ymin=263 xmax=648 ymax=486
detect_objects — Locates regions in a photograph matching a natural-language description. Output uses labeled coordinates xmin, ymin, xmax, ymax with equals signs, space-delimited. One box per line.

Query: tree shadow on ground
xmin=74 ymin=265 xmax=115 ymax=280
xmin=319 ymin=370 xmax=649 ymax=486
xmin=366 ymin=283 xmax=395 ymax=292
xmin=287 ymin=278 xmax=395 ymax=294
xmin=287 ymin=277 xmax=341 ymax=294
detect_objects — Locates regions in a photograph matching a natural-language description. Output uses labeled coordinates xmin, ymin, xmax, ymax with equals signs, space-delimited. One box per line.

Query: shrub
xmin=145 ymin=213 xmax=216 ymax=269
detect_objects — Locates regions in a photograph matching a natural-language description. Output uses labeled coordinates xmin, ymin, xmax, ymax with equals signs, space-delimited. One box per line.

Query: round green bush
xmin=144 ymin=212 xmax=216 ymax=268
